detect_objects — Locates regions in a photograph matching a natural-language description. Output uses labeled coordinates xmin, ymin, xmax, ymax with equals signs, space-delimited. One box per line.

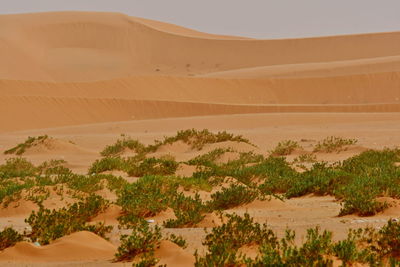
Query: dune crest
xmin=0 ymin=231 xmax=117 ymax=262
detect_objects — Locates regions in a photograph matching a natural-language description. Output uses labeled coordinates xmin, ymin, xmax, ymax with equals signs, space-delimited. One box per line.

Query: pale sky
xmin=1 ymin=0 xmax=400 ymax=39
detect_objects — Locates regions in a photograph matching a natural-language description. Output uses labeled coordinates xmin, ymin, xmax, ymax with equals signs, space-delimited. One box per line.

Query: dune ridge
xmin=0 ymin=11 xmax=399 ymax=132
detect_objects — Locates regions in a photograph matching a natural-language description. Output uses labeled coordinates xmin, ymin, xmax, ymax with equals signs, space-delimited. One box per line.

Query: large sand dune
xmin=0 ymin=11 xmax=399 ymax=132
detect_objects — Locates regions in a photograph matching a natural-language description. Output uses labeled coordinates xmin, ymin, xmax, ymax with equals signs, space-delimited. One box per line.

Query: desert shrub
xmin=114 ymin=221 xmax=161 ymax=263
xmin=313 ymin=136 xmax=357 ymax=153
xmin=292 ymin=153 xmax=317 ymax=164
xmin=164 ymin=193 xmax=207 ymax=228
xmin=285 ymin=162 xmax=350 ymax=198
xmin=167 ymin=233 xmax=187 ymax=248
xmin=187 ymin=148 xmax=232 ymax=167
xmin=248 ymin=227 xmax=334 ymax=266
xmin=37 ymin=159 xmax=72 ymax=176
xmin=88 ymin=157 xmax=128 ymax=174
xmin=25 ymin=194 xmax=111 ymax=244
xmin=339 ymin=177 xmax=388 ymax=216
xmin=0 ymin=158 xmax=37 ymax=179
xmin=100 ymin=135 xmax=147 ymax=157
xmin=208 ymin=184 xmax=261 ymax=210
xmin=127 ymin=157 xmax=179 ymax=177
xmin=196 ymin=213 xmax=277 ymax=266
xmin=174 ymin=176 xmax=213 ymax=192
xmin=149 ymin=129 xmax=254 ymax=151
xmin=270 ymin=140 xmax=300 ymax=156
xmin=0 ymin=227 xmax=23 ymax=250
xmin=117 ymin=175 xmax=177 ymax=218
xmin=4 ymin=135 xmax=49 ymax=155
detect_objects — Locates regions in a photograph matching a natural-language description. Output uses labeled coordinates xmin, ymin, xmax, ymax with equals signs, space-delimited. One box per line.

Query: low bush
xmin=114 ymin=221 xmax=161 ymax=263
xmin=0 ymin=227 xmax=23 ymax=250
xmin=25 ymin=194 xmax=111 ymax=244
xmin=164 ymin=193 xmax=207 ymax=228
xmin=208 ymin=184 xmax=261 ymax=210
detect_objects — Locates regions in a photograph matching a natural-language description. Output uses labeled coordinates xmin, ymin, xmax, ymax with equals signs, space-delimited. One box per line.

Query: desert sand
xmin=0 ymin=11 xmax=399 ymax=266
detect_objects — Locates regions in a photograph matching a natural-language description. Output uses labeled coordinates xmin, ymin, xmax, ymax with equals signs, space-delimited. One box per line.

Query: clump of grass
xmin=114 ymin=221 xmax=161 ymax=264
xmin=100 ymin=135 xmax=147 ymax=157
xmin=0 ymin=227 xmax=23 ymax=250
xmin=4 ymin=135 xmax=49 ymax=155
xmin=270 ymin=140 xmax=301 ymax=156
xmin=313 ymin=136 xmax=357 ymax=153
xmin=127 ymin=157 xmax=179 ymax=177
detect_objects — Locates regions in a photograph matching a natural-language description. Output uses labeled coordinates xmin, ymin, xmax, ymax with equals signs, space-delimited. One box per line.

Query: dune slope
xmin=0 ymin=11 xmax=399 ymax=132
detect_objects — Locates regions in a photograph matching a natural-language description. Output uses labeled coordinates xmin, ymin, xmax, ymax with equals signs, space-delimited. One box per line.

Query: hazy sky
xmin=2 ymin=0 xmax=400 ymax=39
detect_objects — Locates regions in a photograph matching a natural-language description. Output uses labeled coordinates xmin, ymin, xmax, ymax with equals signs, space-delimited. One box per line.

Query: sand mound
xmin=19 ymin=137 xmax=90 ymax=155
xmin=0 ymin=231 xmax=117 ymax=262
xmin=91 ymin=204 xmax=122 ymax=225
xmin=197 ymin=212 xmax=226 ymax=228
xmin=155 ymin=240 xmax=195 ymax=267
xmin=146 ymin=208 xmax=177 ymax=224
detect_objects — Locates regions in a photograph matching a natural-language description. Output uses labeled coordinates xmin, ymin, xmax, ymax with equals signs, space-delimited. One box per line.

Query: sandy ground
xmin=0 ymin=11 xmax=399 ymax=266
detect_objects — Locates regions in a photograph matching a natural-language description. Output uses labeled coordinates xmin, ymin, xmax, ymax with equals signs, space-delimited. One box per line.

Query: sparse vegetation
xmin=313 ymin=136 xmax=357 ymax=153
xmin=270 ymin=140 xmax=301 ymax=156
xmin=4 ymin=135 xmax=49 ymax=155
xmin=0 ymin=227 xmax=23 ymax=250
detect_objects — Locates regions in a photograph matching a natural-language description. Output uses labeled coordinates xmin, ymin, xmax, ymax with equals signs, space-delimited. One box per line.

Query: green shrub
xmin=0 ymin=158 xmax=37 ymax=179
xmin=88 ymin=157 xmax=128 ymax=174
xmin=117 ymin=176 xmax=177 ymax=218
xmin=128 ymin=157 xmax=179 ymax=177
xmin=4 ymin=135 xmax=49 ymax=155
xmin=208 ymin=184 xmax=260 ymax=210
xmin=101 ymin=135 xmax=147 ymax=157
xmin=114 ymin=222 xmax=161 ymax=262
xmin=270 ymin=140 xmax=300 ymax=156
xmin=313 ymin=136 xmax=357 ymax=153
xmin=149 ymin=129 xmax=254 ymax=151
xmin=25 ymin=194 xmax=111 ymax=244
xmin=0 ymin=227 xmax=23 ymax=250
xmin=164 ymin=193 xmax=207 ymax=228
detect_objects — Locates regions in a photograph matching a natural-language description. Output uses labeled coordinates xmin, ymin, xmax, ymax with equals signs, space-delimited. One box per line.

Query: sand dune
xmin=0 ymin=11 xmax=399 ymax=132
xmin=0 ymin=231 xmax=116 ymax=262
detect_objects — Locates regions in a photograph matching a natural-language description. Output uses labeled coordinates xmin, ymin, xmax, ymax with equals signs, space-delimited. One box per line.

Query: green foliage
xmin=313 ymin=136 xmax=357 ymax=153
xmin=127 ymin=157 xmax=179 ymax=177
xmin=208 ymin=184 xmax=261 ymax=210
xmin=270 ymin=140 xmax=300 ymax=156
xmin=100 ymin=135 xmax=147 ymax=157
xmin=117 ymin=176 xmax=177 ymax=218
xmin=0 ymin=227 xmax=23 ymax=250
xmin=114 ymin=222 xmax=161 ymax=262
xmin=164 ymin=193 xmax=207 ymax=228
xmin=167 ymin=233 xmax=187 ymax=249
xmin=187 ymin=148 xmax=233 ymax=167
xmin=4 ymin=135 xmax=49 ymax=155
xmin=25 ymin=194 xmax=111 ymax=244
xmin=150 ymin=129 xmax=254 ymax=151
xmin=0 ymin=158 xmax=37 ymax=179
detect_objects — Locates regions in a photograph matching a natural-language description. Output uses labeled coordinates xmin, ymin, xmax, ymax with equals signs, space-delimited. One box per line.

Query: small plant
xmin=0 ymin=227 xmax=23 ymax=250
xmin=114 ymin=222 xmax=162 ymax=262
xmin=0 ymin=158 xmax=37 ymax=179
xmin=167 ymin=233 xmax=188 ymax=248
xmin=270 ymin=140 xmax=301 ymax=156
xmin=4 ymin=135 xmax=49 ymax=155
xmin=313 ymin=136 xmax=357 ymax=153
